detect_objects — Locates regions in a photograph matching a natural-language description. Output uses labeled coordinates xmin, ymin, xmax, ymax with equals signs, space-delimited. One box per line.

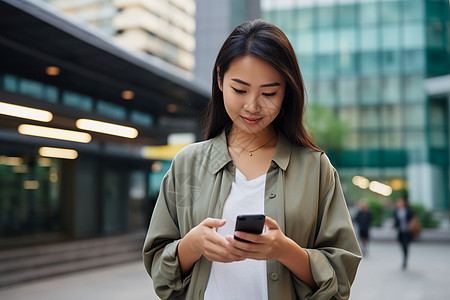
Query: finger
xmin=231 ymin=232 xmax=263 ymax=246
xmin=264 ymin=216 xmax=280 ymax=230
xmin=202 ymin=218 xmax=226 ymax=229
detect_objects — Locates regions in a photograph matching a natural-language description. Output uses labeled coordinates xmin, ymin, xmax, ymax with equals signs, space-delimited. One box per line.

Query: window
xmin=2 ymin=74 xmax=18 ymax=92
xmin=338 ymin=5 xmax=357 ymax=26
xmin=382 ymin=130 xmax=403 ymax=149
xmin=402 ymin=50 xmax=425 ymax=74
xmin=359 ymin=2 xmax=378 ymax=25
xmin=339 ymin=53 xmax=358 ymax=75
xmin=131 ymin=110 xmax=153 ymax=127
xmin=317 ymin=7 xmax=335 ymax=27
xmin=318 ymin=29 xmax=336 ymax=54
xmin=339 ymin=107 xmax=359 ymax=129
xmin=298 ymin=55 xmax=315 ymax=78
xmin=62 ymin=91 xmax=93 ymax=112
xmin=381 ymin=25 xmax=400 ymax=51
xmin=296 ymin=8 xmax=315 ymax=29
xmin=404 ymin=104 xmax=425 ymax=128
xmin=403 ymin=75 xmax=425 ymax=102
xmin=296 ymin=31 xmax=315 ymax=55
xmin=380 ymin=105 xmax=402 ymax=130
xmin=97 ymin=100 xmax=126 ymax=120
xmin=381 ymin=76 xmax=401 ymax=104
xmin=360 ymin=27 xmax=379 ymax=51
xmin=360 ymin=77 xmax=380 ymax=104
xmin=381 ymin=51 xmax=401 ymax=74
xmin=361 ymin=107 xmax=379 ymax=130
xmin=405 ymin=130 xmax=425 ymax=148
xmin=339 ymin=27 xmax=357 ymax=53
xmin=403 ymin=23 xmax=425 ymax=49
xmin=360 ymin=53 xmax=379 ymax=75
xmin=362 ymin=132 xmax=379 ymax=148
xmin=426 ymin=20 xmax=446 ymax=49
xmin=402 ymin=0 xmax=424 ymax=21
xmin=380 ymin=1 xmax=401 ymax=23
xmin=317 ymin=54 xmax=337 ymax=78
xmin=338 ymin=77 xmax=358 ymax=105
xmin=317 ymin=79 xmax=336 ymax=106
xmin=19 ymin=79 xmax=43 ymax=99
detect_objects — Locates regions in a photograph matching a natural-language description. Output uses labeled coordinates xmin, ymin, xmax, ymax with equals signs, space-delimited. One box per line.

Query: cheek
xmin=263 ymin=97 xmax=284 ymax=118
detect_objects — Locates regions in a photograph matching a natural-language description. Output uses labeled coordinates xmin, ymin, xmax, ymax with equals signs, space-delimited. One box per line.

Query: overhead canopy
xmin=0 ymin=0 xmax=210 ymax=157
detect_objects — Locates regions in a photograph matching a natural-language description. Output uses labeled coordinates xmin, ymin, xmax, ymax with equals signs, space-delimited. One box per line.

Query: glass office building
xmin=262 ymin=0 xmax=449 ymax=209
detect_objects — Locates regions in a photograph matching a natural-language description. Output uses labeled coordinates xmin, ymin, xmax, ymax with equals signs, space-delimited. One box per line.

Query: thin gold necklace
xmin=232 ymin=133 xmax=277 ymax=156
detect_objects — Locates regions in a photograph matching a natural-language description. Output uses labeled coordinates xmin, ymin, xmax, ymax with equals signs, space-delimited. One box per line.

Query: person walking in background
xmin=393 ymin=196 xmax=414 ymax=270
xmin=142 ymin=19 xmax=361 ymax=299
xmin=355 ymin=201 xmax=373 ymax=257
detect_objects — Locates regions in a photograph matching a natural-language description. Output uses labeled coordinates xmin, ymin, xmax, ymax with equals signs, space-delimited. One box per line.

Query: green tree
xmin=306 ymin=104 xmax=349 ymax=152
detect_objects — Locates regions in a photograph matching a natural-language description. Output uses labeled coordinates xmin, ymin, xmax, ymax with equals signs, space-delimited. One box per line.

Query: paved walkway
xmin=1 ymin=224 xmax=449 ymax=299
xmin=1 ymin=241 xmax=449 ymax=300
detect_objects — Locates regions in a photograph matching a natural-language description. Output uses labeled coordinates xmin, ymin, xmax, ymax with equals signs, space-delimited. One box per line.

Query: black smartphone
xmin=234 ymin=214 xmax=266 ymax=243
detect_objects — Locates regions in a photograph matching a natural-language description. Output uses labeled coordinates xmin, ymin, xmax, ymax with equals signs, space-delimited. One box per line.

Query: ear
xmin=216 ymin=66 xmax=223 ymax=92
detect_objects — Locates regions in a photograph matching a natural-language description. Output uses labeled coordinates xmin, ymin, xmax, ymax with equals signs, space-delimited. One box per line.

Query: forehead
xmin=224 ymin=55 xmax=285 ymax=85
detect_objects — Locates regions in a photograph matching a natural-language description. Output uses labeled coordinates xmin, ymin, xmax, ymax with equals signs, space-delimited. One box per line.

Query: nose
xmin=243 ymin=93 xmax=261 ymax=113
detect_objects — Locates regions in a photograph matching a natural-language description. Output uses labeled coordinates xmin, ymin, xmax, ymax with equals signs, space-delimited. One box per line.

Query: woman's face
xmin=219 ymin=55 xmax=286 ymax=135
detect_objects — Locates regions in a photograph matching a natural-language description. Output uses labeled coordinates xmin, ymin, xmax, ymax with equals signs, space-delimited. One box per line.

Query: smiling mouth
xmin=241 ymin=116 xmax=262 ymax=125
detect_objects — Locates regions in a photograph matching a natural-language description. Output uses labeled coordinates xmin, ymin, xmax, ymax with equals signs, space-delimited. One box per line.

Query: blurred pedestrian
xmin=142 ymin=19 xmax=361 ymax=299
xmin=393 ymin=196 xmax=414 ymax=270
xmin=355 ymin=201 xmax=373 ymax=256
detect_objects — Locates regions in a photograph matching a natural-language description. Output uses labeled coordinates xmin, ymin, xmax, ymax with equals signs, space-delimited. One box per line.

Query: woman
xmin=143 ymin=19 xmax=361 ymax=299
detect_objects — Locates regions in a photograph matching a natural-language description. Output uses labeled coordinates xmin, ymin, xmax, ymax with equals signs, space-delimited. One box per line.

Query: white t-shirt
xmin=204 ymin=168 xmax=268 ymax=300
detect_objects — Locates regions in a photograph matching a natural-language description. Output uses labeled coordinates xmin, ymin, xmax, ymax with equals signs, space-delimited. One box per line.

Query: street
xmin=0 ymin=241 xmax=449 ymax=299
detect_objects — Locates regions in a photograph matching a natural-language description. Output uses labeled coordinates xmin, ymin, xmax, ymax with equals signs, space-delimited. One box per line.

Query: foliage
xmin=306 ymin=104 xmax=349 ymax=152
xmin=409 ymin=204 xmax=441 ymax=228
xmin=367 ymin=198 xmax=384 ymax=227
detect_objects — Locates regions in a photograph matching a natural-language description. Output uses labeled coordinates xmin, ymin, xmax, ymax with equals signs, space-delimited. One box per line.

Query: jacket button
xmin=271 ymin=272 xmax=278 ymax=280
xmin=269 ymin=193 xmax=276 ymax=198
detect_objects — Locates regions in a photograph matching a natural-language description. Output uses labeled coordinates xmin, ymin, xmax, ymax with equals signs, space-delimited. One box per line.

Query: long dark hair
xmin=202 ymin=19 xmax=320 ymax=151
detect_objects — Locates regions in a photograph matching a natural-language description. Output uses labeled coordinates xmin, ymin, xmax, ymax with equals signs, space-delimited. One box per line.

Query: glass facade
xmin=262 ymin=0 xmax=449 ymax=208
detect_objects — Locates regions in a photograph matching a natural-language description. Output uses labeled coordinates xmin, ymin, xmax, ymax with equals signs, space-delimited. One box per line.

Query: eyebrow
xmin=231 ymin=78 xmax=281 ymax=87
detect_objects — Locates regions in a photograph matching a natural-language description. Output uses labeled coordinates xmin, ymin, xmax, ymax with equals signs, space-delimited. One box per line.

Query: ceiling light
xmin=39 ymin=147 xmax=78 ymax=160
xmin=18 ymin=124 xmax=92 ymax=143
xmin=46 ymin=66 xmax=60 ymax=76
xmin=0 ymin=101 xmax=53 ymax=122
xmin=23 ymin=180 xmax=40 ymax=190
xmin=121 ymin=90 xmax=134 ymax=100
xmin=167 ymin=104 xmax=178 ymax=113
xmin=76 ymin=118 xmax=138 ymax=139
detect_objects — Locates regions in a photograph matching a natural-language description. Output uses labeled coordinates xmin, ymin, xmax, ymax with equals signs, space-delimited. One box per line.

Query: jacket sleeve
xmin=304 ymin=154 xmax=362 ymax=300
xmin=142 ymin=160 xmax=191 ymax=299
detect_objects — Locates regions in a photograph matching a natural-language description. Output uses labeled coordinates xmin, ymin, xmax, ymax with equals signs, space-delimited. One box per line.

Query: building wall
xmin=262 ymin=0 xmax=450 ymax=209
xmin=44 ymin=0 xmax=197 ymax=75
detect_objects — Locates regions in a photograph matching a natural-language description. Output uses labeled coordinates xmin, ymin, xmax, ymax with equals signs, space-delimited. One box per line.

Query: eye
xmin=232 ymin=87 xmax=246 ymax=94
xmin=262 ymin=92 xmax=277 ymax=97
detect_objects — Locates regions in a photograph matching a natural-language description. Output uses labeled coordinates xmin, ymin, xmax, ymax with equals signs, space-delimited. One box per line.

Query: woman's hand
xmin=225 ymin=216 xmax=288 ymax=261
xmin=178 ymin=218 xmax=244 ymax=275
xmin=225 ymin=216 xmax=318 ymax=290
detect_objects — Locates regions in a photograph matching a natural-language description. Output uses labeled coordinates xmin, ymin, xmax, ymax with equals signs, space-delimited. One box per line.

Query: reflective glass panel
xmin=403 ymin=23 xmax=425 ymax=49
xmin=360 ymin=77 xmax=380 ymax=104
xmin=338 ymin=77 xmax=358 ymax=105
xmin=359 ymin=2 xmax=378 ymax=25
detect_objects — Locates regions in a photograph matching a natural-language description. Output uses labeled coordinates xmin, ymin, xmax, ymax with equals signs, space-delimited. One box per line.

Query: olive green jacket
xmin=143 ymin=130 xmax=361 ymax=299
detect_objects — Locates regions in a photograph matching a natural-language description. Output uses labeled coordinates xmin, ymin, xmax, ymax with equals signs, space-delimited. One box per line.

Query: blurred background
xmin=0 ymin=0 xmax=449 ymax=298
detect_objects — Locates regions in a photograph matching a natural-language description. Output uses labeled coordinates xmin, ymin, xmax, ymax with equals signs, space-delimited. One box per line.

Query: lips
xmin=241 ymin=116 xmax=262 ymax=125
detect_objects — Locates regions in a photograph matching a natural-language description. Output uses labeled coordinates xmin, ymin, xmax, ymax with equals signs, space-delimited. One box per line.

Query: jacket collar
xmin=209 ymin=128 xmax=292 ymax=174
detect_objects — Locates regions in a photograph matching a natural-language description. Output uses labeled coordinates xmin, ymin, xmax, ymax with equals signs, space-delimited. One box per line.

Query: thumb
xmin=264 ymin=216 xmax=280 ymax=230
xmin=202 ymin=218 xmax=226 ymax=229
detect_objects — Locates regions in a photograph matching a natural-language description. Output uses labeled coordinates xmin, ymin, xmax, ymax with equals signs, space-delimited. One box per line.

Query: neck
xmin=228 ymin=125 xmax=277 ymax=152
